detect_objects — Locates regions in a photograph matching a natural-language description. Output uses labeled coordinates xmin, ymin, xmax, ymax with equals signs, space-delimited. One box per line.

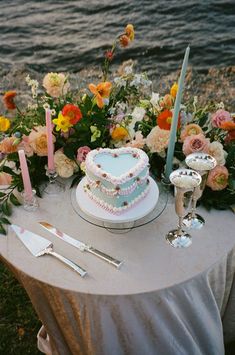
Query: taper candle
xmin=165 ymin=46 xmax=190 ymax=181
xmin=45 ymin=108 xmax=55 ymax=171
xmin=18 ymin=149 xmax=33 ymax=199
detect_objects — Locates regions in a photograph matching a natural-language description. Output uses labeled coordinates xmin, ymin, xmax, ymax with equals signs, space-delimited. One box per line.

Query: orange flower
xmin=88 ymin=82 xmax=112 ymax=109
xmin=220 ymin=121 xmax=235 ymax=131
xmin=157 ymin=109 xmax=180 ymax=130
xmin=125 ymin=24 xmax=135 ymax=41
xmin=180 ymin=123 xmax=203 ymax=142
xmin=0 ymin=136 xmax=18 ymax=154
xmin=119 ymin=35 xmax=129 ymax=48
xmin=111 ymin=126 xmax=129 ymax=140
xmin=3 ymin=91 xmax=16 ymax=110
xmin=62 ymin=104 xmax=82 ymax=125
xmin=0 ymin=172 xmax=12 ymax=185
xmin=159 ymin=94 xmax=174 ymax=109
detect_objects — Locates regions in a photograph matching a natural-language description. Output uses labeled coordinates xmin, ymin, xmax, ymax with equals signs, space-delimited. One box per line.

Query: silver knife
xmin=39 ymin=221 xmax=123 ymax=269
xmin=11 ymin=224 xmax=87 ymax=278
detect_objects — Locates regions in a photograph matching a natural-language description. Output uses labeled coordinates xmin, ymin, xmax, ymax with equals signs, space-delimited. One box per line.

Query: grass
xmin=1 ymin=261 xmax=235 ymax=355
xmin=0 ymin=262 xmax=40 ymax=355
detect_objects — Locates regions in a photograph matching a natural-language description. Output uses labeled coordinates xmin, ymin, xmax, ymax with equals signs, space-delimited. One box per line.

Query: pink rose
xmin=182 ymin=133 xmax=210 ymax=156
xmin=206 ymin=165 xmax=229 ymax=191
xmin=77 ymin=146 xmax=91 ymax=163
xmin=211 ymin=109 xmax=232 ymax=128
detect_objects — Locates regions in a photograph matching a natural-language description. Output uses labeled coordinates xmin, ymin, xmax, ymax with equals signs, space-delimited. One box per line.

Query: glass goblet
xmin=183 ymin=153 xmax=217 ymax=229
xmin=166 ymin=169 xmax=202 ymax=248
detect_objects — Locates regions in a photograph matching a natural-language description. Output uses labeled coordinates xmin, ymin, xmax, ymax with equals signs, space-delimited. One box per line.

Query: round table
xmin=0 ymin=183 xmax=235 ymax=355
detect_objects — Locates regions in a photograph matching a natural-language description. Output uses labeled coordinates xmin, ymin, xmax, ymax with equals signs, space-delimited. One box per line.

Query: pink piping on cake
xmin=84 ymin=184 xmax=150 ymax=215
xmin=86 ymin=172 xmax=149 ymax=197
xmin=85 ymin=147 xmax=149 ymax=185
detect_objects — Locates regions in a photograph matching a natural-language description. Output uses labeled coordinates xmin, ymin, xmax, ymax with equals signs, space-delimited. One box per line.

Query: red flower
xmin=157 ymin=109 xmax=180 ymax=130
xmin=3 ymin=91 xmax=16 ymax=110
xmin=105 ymin=50 xmax=114 ymax=61
xmin=62 ymin=104 xmax=82 ymax=125
xmin=225 ymin=130 xmax=235 ymax=143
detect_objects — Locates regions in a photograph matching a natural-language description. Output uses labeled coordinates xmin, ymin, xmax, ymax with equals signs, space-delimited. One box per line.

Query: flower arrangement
xmin=0 ymin=24 xmax=234 ymax=233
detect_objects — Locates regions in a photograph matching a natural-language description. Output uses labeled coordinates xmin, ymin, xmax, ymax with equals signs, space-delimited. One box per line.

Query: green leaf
xmin=10 ymin=193 xmax=21 ymax=206
xmin=0 ymin=192 xmax=6 ymax=198
xmin=2 ymin=201 xmax=12 ymax=216
xmin=0 ymin=217 xmax=11 ymax=225
xmin=0 ymin=223 xmax=6 ymax=235
xmin=2 ymin=166 xmax=18 ymax=176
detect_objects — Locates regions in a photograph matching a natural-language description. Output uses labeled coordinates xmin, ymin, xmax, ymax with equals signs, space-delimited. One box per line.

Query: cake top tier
xmin=85 ymin=147 xmax=149 ymax=184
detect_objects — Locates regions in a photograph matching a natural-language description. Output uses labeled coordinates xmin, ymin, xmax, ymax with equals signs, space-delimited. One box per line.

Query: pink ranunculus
xmin=77 ymin=146 xmax=91 ymax=163
xmin=182 ymin=133 xmax=210 ymax=156
xmin=211 ymin=109 xmax=232 ymax=128
xmin=206 ymin=165 xmax=229 ymax=191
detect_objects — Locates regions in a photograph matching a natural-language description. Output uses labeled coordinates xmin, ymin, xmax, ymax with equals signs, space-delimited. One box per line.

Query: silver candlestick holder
xmin=183 ymin=153 xmax=217 ymax=229
xmin=166 ymin=169 xmax=202 ymax=248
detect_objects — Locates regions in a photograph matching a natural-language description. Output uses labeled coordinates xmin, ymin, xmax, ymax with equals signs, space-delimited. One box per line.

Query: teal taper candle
xmin=165 ymin=46 xmax=190 ymax=181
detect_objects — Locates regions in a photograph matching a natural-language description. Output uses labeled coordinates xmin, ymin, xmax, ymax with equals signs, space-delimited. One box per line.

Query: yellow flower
xmin=0 ymin=116 xmax=10 ymax=132
xmin=170 ymin=83 xmax=178 ymax=98
xmin=53 ymin=112 xmax=73 ymax=132
xmin=111 ymin=126 xmax=129 ymax=141
xmin=125 ymin=24 xmax=135 ymax=41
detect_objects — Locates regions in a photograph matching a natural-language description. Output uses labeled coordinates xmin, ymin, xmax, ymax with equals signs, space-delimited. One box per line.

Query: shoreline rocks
xmin=0 ymin=64 xmax=234 ymax=113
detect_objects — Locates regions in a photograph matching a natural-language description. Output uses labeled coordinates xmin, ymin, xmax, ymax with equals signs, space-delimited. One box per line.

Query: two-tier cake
xmin=84 ymin=147 xmax=150 ymax=214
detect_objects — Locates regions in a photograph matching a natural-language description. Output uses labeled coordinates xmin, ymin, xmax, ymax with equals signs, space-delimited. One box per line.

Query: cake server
xmin=11 ymin=224 xmax=87 ymax=278
xmin=38 ymin=221 xmax=123 ymax=269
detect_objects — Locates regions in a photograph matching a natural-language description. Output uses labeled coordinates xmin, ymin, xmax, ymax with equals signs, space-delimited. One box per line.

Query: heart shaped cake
xmin=84 ymin=147 xmax=150 ymax=213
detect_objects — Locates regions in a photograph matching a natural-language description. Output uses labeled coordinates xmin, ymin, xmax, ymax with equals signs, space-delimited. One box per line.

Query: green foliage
xmin=0 ymin=187 xmax=21 ymax=234
xmin=0 ymin=263 xmax=41 ymax=355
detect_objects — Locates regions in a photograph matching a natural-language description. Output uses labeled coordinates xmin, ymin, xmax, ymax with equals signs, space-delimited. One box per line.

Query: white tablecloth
xmin=0 ymin=183 xmax=235 ymax=354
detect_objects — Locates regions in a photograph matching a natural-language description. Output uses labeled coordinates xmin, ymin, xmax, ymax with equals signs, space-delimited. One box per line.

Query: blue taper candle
xmin=165 ymin=46 xmax=190 ymax=181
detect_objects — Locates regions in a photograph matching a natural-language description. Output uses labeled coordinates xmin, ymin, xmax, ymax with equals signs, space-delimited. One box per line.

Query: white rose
xmin=208 ymin=141 xmax=227 ymax=166
xmin=54 ymin=150 xmax=77 ymax=178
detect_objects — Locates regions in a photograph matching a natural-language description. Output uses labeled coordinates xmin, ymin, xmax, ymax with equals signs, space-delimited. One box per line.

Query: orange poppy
xmin=88 ymin=82 xmax=112 ymax=109
xmin=220 ymin=121 xmax=235 ymax=131
xmin=62 ymin=104 xmax=82 ymax=125
xmin=3 ymin=91 xmax=16 ymax=110
xmin=119 ymin=35 xmax=129 ymax=48
xmin=157 ymin=109 xmax=180 ymax=130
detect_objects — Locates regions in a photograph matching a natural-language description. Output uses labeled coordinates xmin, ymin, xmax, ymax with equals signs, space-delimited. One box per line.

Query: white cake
xmin=84 ymin=147 xmax=150 ymax=213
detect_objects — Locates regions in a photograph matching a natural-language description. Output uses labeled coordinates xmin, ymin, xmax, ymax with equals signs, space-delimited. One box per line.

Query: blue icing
xmin=94 ymin=152 xmax=137 ymax=177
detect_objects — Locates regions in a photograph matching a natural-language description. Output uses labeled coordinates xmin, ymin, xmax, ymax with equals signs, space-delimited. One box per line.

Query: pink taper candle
xmin=45 ymin=108 xmax=55 ymax=171
xmin=18 ymin=149 xmax=33 ymax=199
